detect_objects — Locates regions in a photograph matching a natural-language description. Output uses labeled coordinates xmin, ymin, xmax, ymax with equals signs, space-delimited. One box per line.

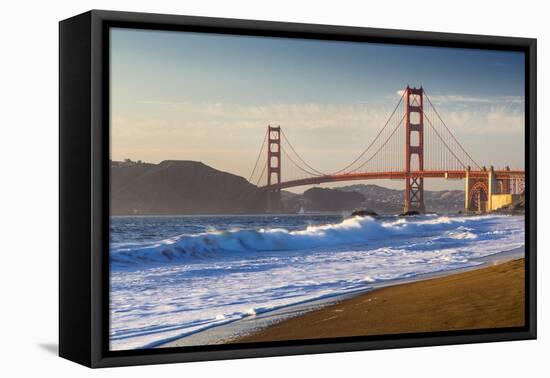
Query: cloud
xmin=393 ymin=90 xmax=524 ymax=106
xmin=113 ymin=100 xmax=524 ymax=149
xmin=111 ymin=99 xmax=524 ymax=176
xmin=437 ymin=105 xmax=524 ymax=135
xmin=426 ymin=94 xmax=524 ymax=106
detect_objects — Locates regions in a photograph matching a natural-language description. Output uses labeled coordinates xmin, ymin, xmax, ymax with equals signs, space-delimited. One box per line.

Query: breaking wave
xmin=110 ymin=215 xmax=502 ymax=269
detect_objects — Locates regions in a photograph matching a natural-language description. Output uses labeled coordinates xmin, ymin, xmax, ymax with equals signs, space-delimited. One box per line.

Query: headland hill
xmin=111 ymin=159 xmax=471 ymax=216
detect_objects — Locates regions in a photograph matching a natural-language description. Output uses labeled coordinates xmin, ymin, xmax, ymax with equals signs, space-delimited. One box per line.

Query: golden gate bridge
xmin=248 ymin=87 xmax=525 ymax=213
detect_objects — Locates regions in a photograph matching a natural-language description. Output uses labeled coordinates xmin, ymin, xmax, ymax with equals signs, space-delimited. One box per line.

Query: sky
xmin=110 ymin=27 xmax=525 ymax=191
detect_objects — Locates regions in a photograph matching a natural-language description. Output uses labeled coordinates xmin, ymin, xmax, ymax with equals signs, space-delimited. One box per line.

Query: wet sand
xmin=233 ymin=258 xmax=525 ymax=343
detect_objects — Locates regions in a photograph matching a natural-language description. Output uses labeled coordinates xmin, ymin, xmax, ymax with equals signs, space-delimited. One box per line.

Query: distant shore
xmin=232 ymin=258 xmax=525 ymax=343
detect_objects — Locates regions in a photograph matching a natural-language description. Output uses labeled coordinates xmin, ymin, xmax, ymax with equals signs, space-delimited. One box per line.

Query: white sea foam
xmin=109 ymin=214 xmax=525 ymax=350
xmin=110 ymin=215 xmax=501 ymax=269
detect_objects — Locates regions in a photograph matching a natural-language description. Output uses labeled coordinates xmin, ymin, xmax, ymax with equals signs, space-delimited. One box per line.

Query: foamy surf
xmin=109 ymin=214 xmax=524 ymax=350
xmin=110 ymin=215 xmax=509 ymax=269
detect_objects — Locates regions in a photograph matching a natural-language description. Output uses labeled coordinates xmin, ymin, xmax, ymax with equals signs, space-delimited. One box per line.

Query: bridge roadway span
xmin=261 ymin=169 xmax=525 ymax=190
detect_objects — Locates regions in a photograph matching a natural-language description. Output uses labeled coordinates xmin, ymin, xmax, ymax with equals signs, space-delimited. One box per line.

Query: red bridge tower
xmin=266 ymin=125 xmax=281 ymax=212
xmin=404 ymin=86 xmax=425 ymax=213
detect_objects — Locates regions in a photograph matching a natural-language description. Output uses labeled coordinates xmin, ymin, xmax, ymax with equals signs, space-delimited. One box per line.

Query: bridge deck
xmin=260 ymin=170 xmax=525 ymax=190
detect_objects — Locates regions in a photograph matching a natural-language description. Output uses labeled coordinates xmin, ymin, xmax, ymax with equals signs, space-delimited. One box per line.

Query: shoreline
xmin=160 ymin=247 xmax=524 ymax=348
xmin=233 ymin=258 xmax=525 ymax=343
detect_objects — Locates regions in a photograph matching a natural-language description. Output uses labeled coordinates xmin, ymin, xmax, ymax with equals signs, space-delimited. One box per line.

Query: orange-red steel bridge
xmin=248 ymin=87 xmax=525 ymax=212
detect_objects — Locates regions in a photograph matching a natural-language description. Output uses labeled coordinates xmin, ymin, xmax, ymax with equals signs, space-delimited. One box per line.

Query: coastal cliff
xmin=111 ymin=160 xmax=466 ymax=215
xmin=111 ymin=160 xmax=266 ymax=215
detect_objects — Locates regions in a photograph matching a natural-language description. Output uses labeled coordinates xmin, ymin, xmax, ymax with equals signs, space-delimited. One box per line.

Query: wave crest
xmin=110 ymin=215 xmax=495 ymax=269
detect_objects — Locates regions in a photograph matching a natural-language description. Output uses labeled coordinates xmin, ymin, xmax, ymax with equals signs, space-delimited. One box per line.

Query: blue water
xmin=110 ymin=214 xmax=345 ymax=245
xmin=109 ymin=213 xmax=525 ymax=350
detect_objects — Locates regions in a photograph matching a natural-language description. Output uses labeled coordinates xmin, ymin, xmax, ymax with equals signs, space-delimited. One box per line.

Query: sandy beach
xmin=112 ymin=213 xmax=525 ymax=350
xmin=233 ymin=258 xmax=525 ymax=343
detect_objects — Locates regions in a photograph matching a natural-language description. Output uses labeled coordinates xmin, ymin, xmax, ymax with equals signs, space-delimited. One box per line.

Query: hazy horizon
xmin=110 ymin=27 xmax=525 ymax=191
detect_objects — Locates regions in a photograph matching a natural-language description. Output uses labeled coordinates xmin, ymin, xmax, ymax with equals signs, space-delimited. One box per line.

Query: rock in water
xmin=351 ymin=209 xmax=378 ymax=217
xmin=399 ymin=210 xmax=421 ymax=217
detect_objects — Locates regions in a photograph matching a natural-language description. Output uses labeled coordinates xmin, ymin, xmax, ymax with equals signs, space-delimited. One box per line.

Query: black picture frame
xmin=59 ymin=9 xmax=537 ymax=368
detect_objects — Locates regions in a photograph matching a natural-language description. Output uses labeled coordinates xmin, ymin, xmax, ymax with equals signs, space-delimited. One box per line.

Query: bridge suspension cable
xmin=255 ymin=161 xmax=267 ymax=186
xmin=351 ymin=112 xmax=407 ymax=172
xmin=280 ymin=129 xmax=326 ymax=176
xmin=331 ymin=89 xmax=406 ymax=174
xmin=281 ymin=145 xmax=325 ymax=178
xmin=423 ymin=111 xmax=467 ymax=170
xmin=248 ymin=128 xmax=268 ymax=182
xmin=423 ymin=90 xmax=481 ymax=170
xmin=248 ymin=86 xmax=485 ymax=190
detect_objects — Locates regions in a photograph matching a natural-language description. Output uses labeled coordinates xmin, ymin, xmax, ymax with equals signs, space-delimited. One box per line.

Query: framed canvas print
xmin=59 ymin=10 xmax=536 ymax=368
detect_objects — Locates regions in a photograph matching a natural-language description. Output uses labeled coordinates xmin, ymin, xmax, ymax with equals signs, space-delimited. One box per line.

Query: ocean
xmin=109 ymin=213 xmax=525 ymax=350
